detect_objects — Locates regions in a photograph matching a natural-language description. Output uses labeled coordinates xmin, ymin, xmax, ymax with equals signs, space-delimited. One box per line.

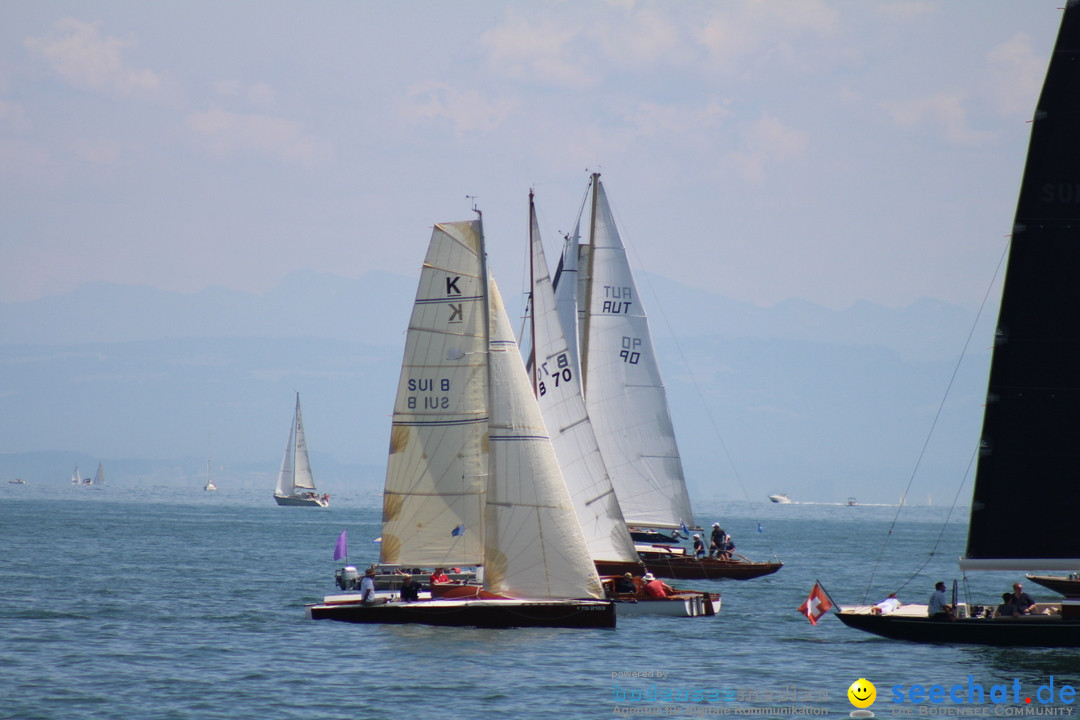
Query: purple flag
xmin=333 ymin=529 xmax=348 ymax=561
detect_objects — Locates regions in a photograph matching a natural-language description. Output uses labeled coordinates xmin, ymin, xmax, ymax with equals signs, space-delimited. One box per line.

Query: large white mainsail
xmin=93 ymin=462 xmax=105 ymax=487
xmin=276 ymin=393 xmax=315 ymax=497
xmin=71 ymin=465 xmax=80 ymax=485
xmin=485 ymin=277 xmax=603 ymax=600
xmin=577 ymin=174 xmax=695 ymax=530
xmin=380 ymin=220 xmax=488 ymax=567
xmin=527 ymin=192 xmax=639 ymax=567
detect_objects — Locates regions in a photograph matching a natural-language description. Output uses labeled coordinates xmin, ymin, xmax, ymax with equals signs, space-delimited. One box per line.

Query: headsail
xmin=276 ymin=393 xmax=316 ymax=496
xmin=527 ymin=191 xmax=640 ymax=566
xmin=577 ymin=174 xmax=695 ymax=530
xmin=380 ymin=220 xmax=488 ymax=567
xmin=962 ymin=2 xmax=1080 ymax=571
xmin=485 ymin=277 xmax=604 ymax=600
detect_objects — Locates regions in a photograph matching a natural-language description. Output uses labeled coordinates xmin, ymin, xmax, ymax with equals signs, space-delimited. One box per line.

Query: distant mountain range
xmin=0 ymin=271 xmax=996 ymax=504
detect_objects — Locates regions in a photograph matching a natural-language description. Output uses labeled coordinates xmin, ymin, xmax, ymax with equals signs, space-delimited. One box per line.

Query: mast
xmin=580 ymin=173 xmax=600 ymax=395
xmin=527 ymin=190 xmax=538 ymax=396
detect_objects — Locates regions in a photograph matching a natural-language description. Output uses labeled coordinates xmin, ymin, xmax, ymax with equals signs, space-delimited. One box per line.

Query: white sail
xmin=276 ymin=393 xmax=317 ymax=496
xmin=292 ymin=397 xmax=315 ymax=490
xmin=71 ymin=465 xmax=80 ymax=485
xmin=579 ymin=176 xmax=695 ymax=530
xmin=527 ymin=194 xmax=639 ymax=566
xmin=484 ymin=278 xmax=603 ymax=600
xmin=93 ymin=462 xmax=105 ymax=486
xmin=380 ymin=220 xmax=488 ymax=567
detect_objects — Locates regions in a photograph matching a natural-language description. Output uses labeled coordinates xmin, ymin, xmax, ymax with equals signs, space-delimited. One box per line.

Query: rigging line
xmin=861 ymin=237 xmax=1011 ymax=603
xmin=892 ymin=444 xmax=977 ymax=597
xmin=609 ymin=197 xmax=775 ymax=556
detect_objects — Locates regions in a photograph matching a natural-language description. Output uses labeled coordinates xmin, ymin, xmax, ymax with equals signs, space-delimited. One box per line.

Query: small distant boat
xmin=273 ymin=393 xmax=328 ymax=508
xmin=8 ymin=478 xmax=27 ymax=485
xmin=203 ymin=453 xmax=216 ymax=492
xmin=846 ymin=497 xmax=858 ymax=506
xmin=768 ymin=494 xmax=791 ymax=504
xmin=72 ymin=463 xmax=104 ymax=487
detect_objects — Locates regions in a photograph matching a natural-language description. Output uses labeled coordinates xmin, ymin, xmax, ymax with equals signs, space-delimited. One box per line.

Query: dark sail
xmin=963 ymin=0 xmax=1080 ymax=569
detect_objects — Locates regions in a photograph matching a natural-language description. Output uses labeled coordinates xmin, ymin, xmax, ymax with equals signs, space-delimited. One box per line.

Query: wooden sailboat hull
xmin=273 ymin=493 xmax=327 ymax=507
xmin=638 ymin=552 xmax=783 ymax=580
xmin=1026 ymin=574 xmax=1080 ymax=598
xmin=836 ymin=610 xmax=1080 ymax=647
xmin=307 ymin=598 xmax=616 ymax=629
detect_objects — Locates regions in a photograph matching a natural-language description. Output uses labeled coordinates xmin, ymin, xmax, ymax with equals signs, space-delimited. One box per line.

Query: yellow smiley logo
xmin=848 ymin=678 xmax=876 ymax=708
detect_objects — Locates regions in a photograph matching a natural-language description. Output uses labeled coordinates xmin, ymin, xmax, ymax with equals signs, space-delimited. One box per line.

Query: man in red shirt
xmin=642 ymin=573 xmax=673 ymax=598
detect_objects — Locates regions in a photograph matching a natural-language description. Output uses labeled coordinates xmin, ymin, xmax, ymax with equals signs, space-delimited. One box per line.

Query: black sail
xmin=963 ymin=1 xmax=1080 ymax=569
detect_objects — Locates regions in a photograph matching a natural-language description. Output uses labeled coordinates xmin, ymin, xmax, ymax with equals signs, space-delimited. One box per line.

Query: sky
xmin=0 ymin=1 xmax=1063 ymax=312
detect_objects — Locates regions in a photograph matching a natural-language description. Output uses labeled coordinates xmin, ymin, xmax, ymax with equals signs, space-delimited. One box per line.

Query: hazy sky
xmin=0 ymin=1 xmax=1062 ymax=310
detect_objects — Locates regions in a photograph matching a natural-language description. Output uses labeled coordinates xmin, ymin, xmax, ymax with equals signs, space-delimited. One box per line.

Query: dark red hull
xmin=639 ymin=553 xmax=783 ymax=581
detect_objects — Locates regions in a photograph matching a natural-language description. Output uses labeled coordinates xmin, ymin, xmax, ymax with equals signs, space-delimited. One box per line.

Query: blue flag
xmin=333 ymin=529 xmax=348 ymax=561
xmin=680 ymin=521 xmax=690 ymax=536
xmin=757 ymin=523 xmax=763 ymax=533
xmin=451 ymin=524 xmax=465 ymax=537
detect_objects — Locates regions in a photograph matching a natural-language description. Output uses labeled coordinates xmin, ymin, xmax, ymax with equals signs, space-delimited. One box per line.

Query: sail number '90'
xmin=620 ymin=337 xmax=641 ymax=364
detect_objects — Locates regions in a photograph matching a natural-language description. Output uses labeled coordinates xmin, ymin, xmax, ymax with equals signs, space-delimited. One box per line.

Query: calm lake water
xmin=2 ymin=487 xmax=1078 ymax=720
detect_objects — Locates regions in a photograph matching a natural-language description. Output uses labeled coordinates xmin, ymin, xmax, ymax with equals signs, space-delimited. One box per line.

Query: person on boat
xmin=710 ymin=523 xmax=726 ymax=558
xmin=1010 ymin=582 xmax=1036 ymax=615
xmin=871 ymin=593 xmax=902 ymax=616
xmin=927 ymin=581 xmax=951 ymax=619
xmin=995 ymin=593 xmax=1018 ymax=618
xmin=642 ymin=573 xmax=673 ymax=599
xmin=429 ymin=567 xmax=450 ymax=586
xmin=399 ymin=574 xmax=420 ymax=602
xmin=614 ymin=573 xmax=637 ymax=595
xmin=360 ymin=567 xmax=378 ymax=604
xmin=692 ymin=534 xmax=706 ymax=559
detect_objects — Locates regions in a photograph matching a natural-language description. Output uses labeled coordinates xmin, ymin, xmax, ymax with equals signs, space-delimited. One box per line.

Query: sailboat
xmin=525 ymin=190 xmax=719 ymax=617
xmin=203 ymin=453 xmax=216 ymax=492
xmin=71 ymin=463 xmax=102 ymax=486
xmin=835 ymin=2 xmax=1080 ymax=646
xmin=307 ymin=214 xmax=615 ymax=628
xmin=555 ymin=173 xmax=781 ymax=581
xmin=273 ymin=393 xmax=329 ymax=507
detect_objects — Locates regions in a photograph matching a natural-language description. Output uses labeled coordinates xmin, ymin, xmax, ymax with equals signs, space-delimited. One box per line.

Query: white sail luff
xmin=528 ymin=196 xmax=639 ymax=565
xmin=484 ymin=278 xmax=603 ymax=600
xmin=581 ymin=177 xmax=695 ymax=529
xmin=292 ymin=396 xmax=316 ymax=490
xmin=380 ymin=220 xmax=488 ymax=567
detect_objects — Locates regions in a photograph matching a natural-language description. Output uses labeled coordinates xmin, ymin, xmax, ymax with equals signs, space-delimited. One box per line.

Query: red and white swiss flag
xmin=798 ymin=582 xmax=833 ymax=625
